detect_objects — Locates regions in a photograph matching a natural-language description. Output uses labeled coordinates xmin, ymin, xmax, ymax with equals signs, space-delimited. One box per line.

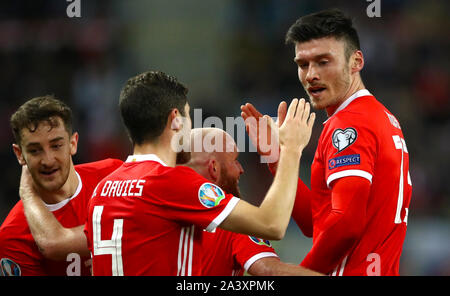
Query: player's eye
xmin=27 ymin=148 xmax=41 ymax=155
xmin=318 ymin=60 xmax=329 ymax=66
xmin=298 ymin=63 xmax=308 ymax=70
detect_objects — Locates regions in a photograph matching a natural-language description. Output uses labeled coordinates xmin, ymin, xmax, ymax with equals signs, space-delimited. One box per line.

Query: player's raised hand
xmin=19 ymin=165 xmax=37 ymax=201
xmin=241 ymin=101 xmax=288 ymax=163
xmin=278 ymin=98 xmax=315 ymax=153
xmin=276 ymin=101 xmax=288 ymax=127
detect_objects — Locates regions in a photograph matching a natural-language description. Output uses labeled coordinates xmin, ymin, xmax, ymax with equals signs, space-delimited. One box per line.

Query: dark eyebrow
xmin=294 ymin=53 xmax=333 ymax=63
xmin=49 ymin=137 xmax=65 ymax=143
xmin=25 ymin=137 xmax=64 ymax=148
xmin=25 ymin=142 xmax=41 ymax=148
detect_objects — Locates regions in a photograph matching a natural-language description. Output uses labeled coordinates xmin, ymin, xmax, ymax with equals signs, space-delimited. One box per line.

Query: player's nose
xmin=305 ymin=65 xmax=319 ymax=83
xmin=40 ymin=149 xmax=57 ymax=167
xmin=237 ymin=161 xmax=244 ymax=175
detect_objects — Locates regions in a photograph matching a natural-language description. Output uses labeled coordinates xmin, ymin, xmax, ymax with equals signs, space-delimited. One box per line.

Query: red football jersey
xmin=0 ymin=159 xmax=123 ymax=276
xmin=84 ymin=154 xmax=240 ymax=276
xmin=305 ymin=89 xmax=412 ymax=275
xmin=201 ymin=228 xmax=278 ymax=276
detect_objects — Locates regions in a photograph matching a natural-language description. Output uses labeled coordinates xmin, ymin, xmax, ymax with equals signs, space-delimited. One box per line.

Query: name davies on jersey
xmin=98 ymin=179 xmax=146 ymax=198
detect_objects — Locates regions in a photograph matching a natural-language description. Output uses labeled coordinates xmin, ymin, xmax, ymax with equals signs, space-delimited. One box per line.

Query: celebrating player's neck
xmin=133 ymin=139 xmax=178 ymax=167
xmin=36 ymin=165 xmax=79 ymax=206
xmin=325 ymin=77 xmax=365 ymax=117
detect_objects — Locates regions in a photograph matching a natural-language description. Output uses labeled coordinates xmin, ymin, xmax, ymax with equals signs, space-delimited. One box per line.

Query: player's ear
xmin=69 ymin=132 xmax=79 ymax=156
xmin=350 ymin=50 xmax=364 ymax=73
xmin=12 ymin=143 xmax=26 ymax=166
xmin=170 ymin=109 xmax=182 ymax=131
xmin=207 ymin=159 xmax=219 ymax=183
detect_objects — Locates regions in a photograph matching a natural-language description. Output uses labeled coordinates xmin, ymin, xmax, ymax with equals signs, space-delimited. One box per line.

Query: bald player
xmin=187 ymin=128 xmax=321 ymax=276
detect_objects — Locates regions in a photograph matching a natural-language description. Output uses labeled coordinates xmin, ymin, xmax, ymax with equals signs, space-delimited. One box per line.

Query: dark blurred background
xmin=0 ymin=0 xmax=448 ymax=275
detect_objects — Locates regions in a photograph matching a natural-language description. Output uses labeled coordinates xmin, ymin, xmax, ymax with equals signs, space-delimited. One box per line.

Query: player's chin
xmin=308 ymin=97 xmax=324 ymax=110
xmin=37 ymin=178 xmax=65 ymax=192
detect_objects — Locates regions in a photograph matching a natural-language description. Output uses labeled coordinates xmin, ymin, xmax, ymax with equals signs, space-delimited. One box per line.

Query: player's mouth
xmin=39 ymin=168 xmax=59 ymax=178
xmin=308 ymin=86 xmax=327 ymax=98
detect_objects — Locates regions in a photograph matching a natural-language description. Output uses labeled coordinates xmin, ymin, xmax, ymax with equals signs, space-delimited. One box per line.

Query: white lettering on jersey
xmin=99 ymin=179 xmax=146 ymax=198
xmin=385 ymin=111 xmax=401 ymax=129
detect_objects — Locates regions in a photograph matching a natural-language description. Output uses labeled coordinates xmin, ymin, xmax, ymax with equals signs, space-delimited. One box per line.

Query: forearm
xmin=300 ymin=210 xmax=359 ymax=274
xmin=300 ymin=177 xmax=370 ymax=274
xmin=220 ymin=148 xmax=301 ymax=240
xmin=20 ymin=189 xmax=88 ymax=260
xmin=20 ymin=187 xmax=60 ymax=250
xmin=248 ymin=257 xmax=323 ymax=276
xmin=268 ymin=162 xmax=313 ymax=237
xmin=258 ymin=147 xmax=302 ymax=237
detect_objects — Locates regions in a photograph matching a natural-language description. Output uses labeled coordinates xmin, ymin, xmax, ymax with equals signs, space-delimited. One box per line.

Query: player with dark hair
xmin=241 ymin=9 xmax=412 ymax=276
xmin=188 ymin=128 xmax=321 ymax=276
xmin=85 ymin=71 xmax=315 ymax=275
xmin=9 ymin=125 xmax=320 ymax=276
xmin=0 ymin=96 xmax=122 ymax=276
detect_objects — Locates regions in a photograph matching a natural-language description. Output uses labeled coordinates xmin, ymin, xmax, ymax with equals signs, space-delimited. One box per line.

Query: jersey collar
xmin=125 ymin=154 xmax=168 ymax=167
xmin=323 ymin=89 xmax=372 ymax=124
xmin=44 ymin=171 xmax=82 ymax=212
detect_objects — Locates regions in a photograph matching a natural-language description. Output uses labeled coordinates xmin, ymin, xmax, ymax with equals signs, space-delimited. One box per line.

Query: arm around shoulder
xmin=248 ymin=257 xmax=324 ymax=276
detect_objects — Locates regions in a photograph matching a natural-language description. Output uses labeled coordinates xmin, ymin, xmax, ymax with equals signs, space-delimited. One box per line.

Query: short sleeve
xmin=232 ymin=234 xmax=278 ymax=271
xmin=0 ymin=233 xmax=46 ymax=276
xmin=323 ymin=115 xmax=378 ymax=188
xmin=145 ymin=166 xmax=240 ymax=232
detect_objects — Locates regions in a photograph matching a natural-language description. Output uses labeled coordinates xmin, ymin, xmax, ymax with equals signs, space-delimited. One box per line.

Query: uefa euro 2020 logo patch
xmin=249 ymin=236 xmax=272 ymax=248
xmin=0 ymin=258 xmax=21 ymax=276
xmin=198 ymin=183 xmax=226 ymax=208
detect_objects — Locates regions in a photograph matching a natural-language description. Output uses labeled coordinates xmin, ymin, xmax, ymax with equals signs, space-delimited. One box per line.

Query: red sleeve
xmin=324 ymin=116 xmax=378 ymax=187
xmin=232 ymin=234 xmax=278 ymax=271
xmin=300 ymin=176 xmax=370 ymax=274
xmin=146 ymin=166 xmax=240 ymax=232
xmin=0 ymin=204 xmax=47 ymax=276
xmin=292 ymin=178 xmax=313 ymax=238
xmin=0 ymin=239 xmax=47 ymax=276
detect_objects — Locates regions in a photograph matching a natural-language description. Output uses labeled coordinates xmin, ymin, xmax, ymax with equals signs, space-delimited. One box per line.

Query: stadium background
xmin=0 ymin=0 xmax=448 ymax=275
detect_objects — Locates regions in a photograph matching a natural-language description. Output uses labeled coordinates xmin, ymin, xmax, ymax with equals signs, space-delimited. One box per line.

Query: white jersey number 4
xmin=92 ymin=206 xmax=124 ymax=276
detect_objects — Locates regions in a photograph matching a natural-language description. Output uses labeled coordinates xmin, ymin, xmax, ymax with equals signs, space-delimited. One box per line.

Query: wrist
xmin=19 ymin=186 xmax=38 ymax=202
xmin=279 ymin=146 xmax=302 ymax=158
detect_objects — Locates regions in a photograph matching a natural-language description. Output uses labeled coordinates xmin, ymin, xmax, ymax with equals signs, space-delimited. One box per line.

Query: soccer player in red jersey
xmin=0 ymin=96 xmax=122 ymax=276
xmin=85 ymin=71 xmax=315 ymax=275
xmin=6 ymin=125 xmax=320 ymax=276
xmin=241 ymin=9 xmax=412 ymax=276
xmin=188 ymin=128 xmax=321 ymax=276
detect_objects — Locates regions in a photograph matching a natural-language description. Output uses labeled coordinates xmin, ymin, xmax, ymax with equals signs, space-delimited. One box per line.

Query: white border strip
xmin=45 ymin=171 xmax=82 ymax=212
xmin=324 ymin=89 xmax=371 ymax=124
xmin=338 ymin=256 xmax=348 ymax=276
xmin=177 ymin=225 xmax=195 ymax=276
xmin=125 ymin=154 xmax=168 ymax=166
xmin=327 ymin=169 xmax=373 ymax=188
xmin=205 ymin=196 xmax=240 ymax=232
xmin=243 ymin=252 xmax=279 ymax=271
